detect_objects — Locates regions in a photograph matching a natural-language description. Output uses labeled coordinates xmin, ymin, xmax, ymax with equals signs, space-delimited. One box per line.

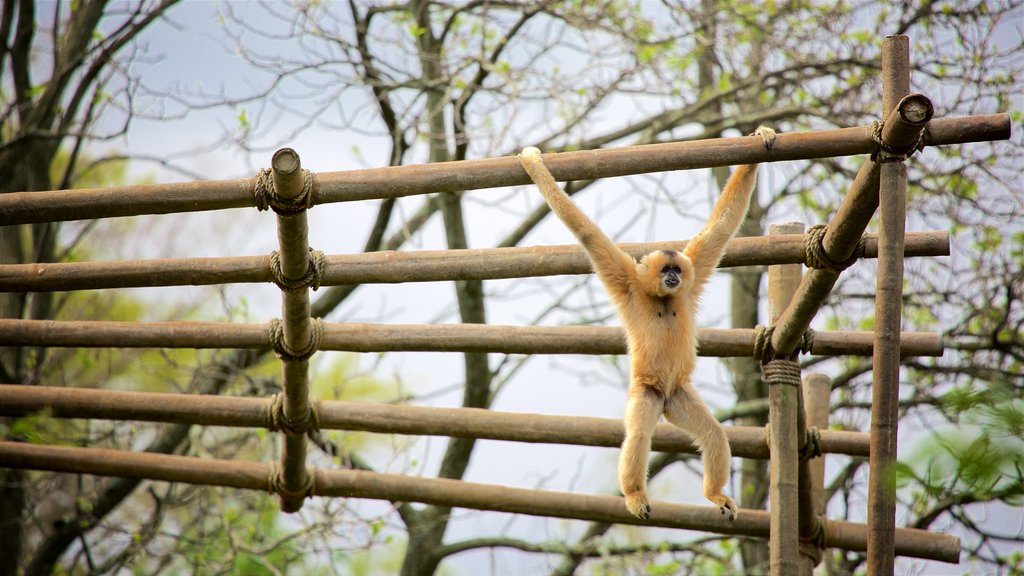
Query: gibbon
xmin=518 ymin=127 xmax=775 ymax=521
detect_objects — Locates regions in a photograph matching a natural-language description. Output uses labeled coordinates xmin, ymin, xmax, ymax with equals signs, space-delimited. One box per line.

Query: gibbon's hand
xmin=752 ymin=125 xmax=777 ymax=150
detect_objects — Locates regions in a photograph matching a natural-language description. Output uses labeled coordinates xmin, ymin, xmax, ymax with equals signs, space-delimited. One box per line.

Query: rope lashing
xmin=267 ymin=463 xmax=316 ymax=501
xmin=752 ymin=324 xmax=815 ymax=363
xmin=763 ymin=423 xmax=822 ymax=461
xmin=805 ymin=224 xmax=864 ymax=272
xmin=799 ymin=515 xmax=827 ymax=561
xmin=753 ymin=324 xmax=775 ymax=362
xmin=269 ymin=248 xmax=326 ymax=292
xmin=869 ymin=119 xmax=928 ymax=163
xmin=762 ymin=358 xmax=802 ymax=387
xmin=253 ymin=167 xmax=316 ymax=215
xmin=267 ymin=317 xmax=324 ymax=362
xmin=264 ymin=392 xmax=322 ymax=437
xmin=800 ymin=425 xmax=823 ymax=460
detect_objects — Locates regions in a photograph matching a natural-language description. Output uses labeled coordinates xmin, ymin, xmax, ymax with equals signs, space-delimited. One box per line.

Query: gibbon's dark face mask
xmin=658 ymin=250 xmax=682 ymax=290
xmin=661 ymin=265 xmax=681 ymax=289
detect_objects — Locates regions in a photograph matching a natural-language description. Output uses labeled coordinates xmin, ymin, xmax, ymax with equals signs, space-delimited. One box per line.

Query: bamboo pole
xmin=869 ymin=35 xmax=911 ymax=575
xmin=799 ymin=373 xmax=832 ymax=575
xmin=0 ymin=441 xmax=959 ymax=563
xmin=767 ymin=223 xmax=804 ymax=575
xmin=0 ymin=231 xmax=951 ymax=293
xmin=0 ymin=384 xmax=870 ymax=459
xmin=0 ymin=116 xmax=1008 ymax=226
xmin=267 ymin=149 xmax=315 ymax=513
xmin=0 ymin=319 xmax=943 ymax=357
xmin=767 ymin=93 xmax=934 ymax=359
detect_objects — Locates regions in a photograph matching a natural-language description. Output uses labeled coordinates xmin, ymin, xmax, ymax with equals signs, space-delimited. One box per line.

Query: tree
xmin=3 ymin=1 xmax=1021 ymax=574
xmin=1 ymin=2 xmax=182 ymax=574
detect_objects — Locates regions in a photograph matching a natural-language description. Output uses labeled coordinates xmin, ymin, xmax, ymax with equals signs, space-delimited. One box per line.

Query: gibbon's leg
xmin=619 ymin=384 xmax=665 ymax=519
xmin=663 ymin=383 xmax=737 ymax=521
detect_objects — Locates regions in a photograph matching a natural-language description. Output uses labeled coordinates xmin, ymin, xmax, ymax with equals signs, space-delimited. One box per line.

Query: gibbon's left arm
xmin=683 ymin=126 xmax=776 ymax=292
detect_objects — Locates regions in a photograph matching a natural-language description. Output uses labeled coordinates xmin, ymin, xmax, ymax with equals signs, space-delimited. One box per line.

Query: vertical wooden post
xmin=767 ymin=222 xmax=804 ymax=575
xmin=868 ymin=35 xmax=910 ymax=575
xmin=799 ymin=373 xmax=832 ymax=575
xmin=270 ymin=148 xmax=316 ymax=513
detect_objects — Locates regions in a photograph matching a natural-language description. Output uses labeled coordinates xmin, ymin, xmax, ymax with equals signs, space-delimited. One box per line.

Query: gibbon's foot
xmin=709 ymin=494 xmax=738 ymax=522
xmin=624 ymin=491 xmax=652 ymax=520
xmin=752 ymin=125 xmax=777 ymax=150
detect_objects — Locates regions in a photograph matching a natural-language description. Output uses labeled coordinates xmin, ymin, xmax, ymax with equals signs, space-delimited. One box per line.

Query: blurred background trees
xmin=1 ymin=1 xmax=1020 ymax=574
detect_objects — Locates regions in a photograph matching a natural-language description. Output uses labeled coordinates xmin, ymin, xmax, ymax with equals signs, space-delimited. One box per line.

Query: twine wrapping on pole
xmin=805 ymin=224 xmax=864 ymax=272
xmin=752 ymin=324 xmax=816 ymax=363
xmin=800 ymin=426 xmax=823 ymax=460
xmin=264 ymin=392 xmax=322 ymax=437
xmin=762 ymin=358 xmax=802 ymax=387
xmin=253 ymin=168 xmax=316 ymax=215
xmin=869 ymin=120 xmax=927 ymax=163
xmin=799 ymin=515 xmax=827 ymax=564
xmin=267 ymin=463 xmax=316 ymax=500
xmin=266 ymin=317 xmax=324 ymax=362
xmin=269 ymin=248 xmax=326 ymax=291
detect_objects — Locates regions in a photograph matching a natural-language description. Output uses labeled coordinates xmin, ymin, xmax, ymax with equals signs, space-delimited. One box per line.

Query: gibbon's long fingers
xmin=619 ymin=386 xmax=664 ymax=520
xmin=663 ymin=384 xmax=737 ymax=521
xmin=518 ymin=147 xmax=560 ymax=204
xmin=752 ymin=125 xmax=777 ymax=150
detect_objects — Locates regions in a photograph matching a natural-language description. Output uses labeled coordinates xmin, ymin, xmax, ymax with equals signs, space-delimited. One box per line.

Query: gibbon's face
xmin=640 ymin=250 xmax=693 ymax=297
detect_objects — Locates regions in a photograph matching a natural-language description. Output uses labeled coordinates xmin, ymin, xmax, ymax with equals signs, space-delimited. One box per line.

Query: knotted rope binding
xmin=752 ymin=324 xmax=815 ymax=363
xmin=269 ymin=248 xmax=326 ymax=292
xmin=265 ymin=392 xmax=322 ymax=437
xmin=799 ymin=515 xmax=827 ymax=561
xmin=267 ymin=463 xmax=316 ymax=501
xmin=805 ymin=224 xmax=864 ymax=272
xmin=253 ymin=167 xmax=316 ymax=215
xmin=267 ymin=317 xmax=324 ymax=362
xmin=800 ymin=425 xmax=823 ymax=460
xmin=870 ymin=120 xmax=928 ymax=163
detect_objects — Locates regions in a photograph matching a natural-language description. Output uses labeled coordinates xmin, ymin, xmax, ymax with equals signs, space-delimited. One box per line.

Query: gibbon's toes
xmin=753 ymin=125 xmax=777 ymax=150
xmin=624 ymin=492 xmax=652 ymax=520
xmin=711 ymin=494 xmax=738 ymax=522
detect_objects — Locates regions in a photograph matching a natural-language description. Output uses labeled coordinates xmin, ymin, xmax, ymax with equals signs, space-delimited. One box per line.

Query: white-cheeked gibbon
xmin=518 ymin=126 xmax=775 ymax=522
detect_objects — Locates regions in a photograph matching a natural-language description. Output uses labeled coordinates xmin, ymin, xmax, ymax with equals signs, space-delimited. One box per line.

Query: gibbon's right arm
xmin=519 ymin=147 xmax=636 ymax=295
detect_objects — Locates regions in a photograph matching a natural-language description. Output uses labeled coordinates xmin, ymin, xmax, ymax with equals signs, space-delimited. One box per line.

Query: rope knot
xmin=761 ymin=358 xmax=802 ymax=387
xmin=800 ymin=426 xmax=823 ymax=460
xmin=254 ymin=168 xmax=316 ymax=215
xmin=265 ymin=392 xmax=322 ymax=437
xmin=267 ymin=463 xmax=316 ymax=501
xmin=267 ymin=317 xmax=324 ymax=362
xmin=269 ymin=248 xmax=326 ymax=292
xmin=805 ymin=224 xmax=864 ymax=272
xmin=870 ymin=120 xmax=927 ymax=163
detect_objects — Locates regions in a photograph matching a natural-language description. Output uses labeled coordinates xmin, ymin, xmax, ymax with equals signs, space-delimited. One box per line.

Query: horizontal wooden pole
xmin=0 ymin=441 xmax=959 ymax=562
xmin=0 ymin=115 xmax=1009 ymax=225
xmin=0 ymin=319 xmax=943 ymax=357
xmin=0 ymin=385 xmax=867 ymax=459
xmin=0 ymin=231 xmax=950 ymax=292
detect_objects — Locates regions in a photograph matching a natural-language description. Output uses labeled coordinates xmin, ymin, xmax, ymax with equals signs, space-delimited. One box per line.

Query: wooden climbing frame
xmin=0 ymin=34 xmax=1011 ymax=576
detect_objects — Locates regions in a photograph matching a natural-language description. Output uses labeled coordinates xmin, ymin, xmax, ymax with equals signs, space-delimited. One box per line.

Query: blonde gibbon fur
xmin=518 ymin=127 xmax=775 ymax=521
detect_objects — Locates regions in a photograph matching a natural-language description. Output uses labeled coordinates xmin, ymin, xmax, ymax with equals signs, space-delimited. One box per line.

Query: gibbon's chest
xmin=619 ymin=295 xmax=697 ymax=358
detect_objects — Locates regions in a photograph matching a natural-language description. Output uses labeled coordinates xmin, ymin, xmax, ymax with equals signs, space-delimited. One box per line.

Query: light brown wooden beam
xmin=0 ymin=441 xmax=959 ymax=563
xmin=0 ymin=231 xmax=950 ymax=293
xmin=0 ymin=319 xmax=943 ymax=357
xmin=0 ymin=385 xmax=867 ymax=459
xmin=0 ymin=116 xmax=1009 ymax=225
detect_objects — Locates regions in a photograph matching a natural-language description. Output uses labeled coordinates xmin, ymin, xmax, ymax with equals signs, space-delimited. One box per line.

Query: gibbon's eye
xmin=661 ymin=265 xmax=681 ymax=275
